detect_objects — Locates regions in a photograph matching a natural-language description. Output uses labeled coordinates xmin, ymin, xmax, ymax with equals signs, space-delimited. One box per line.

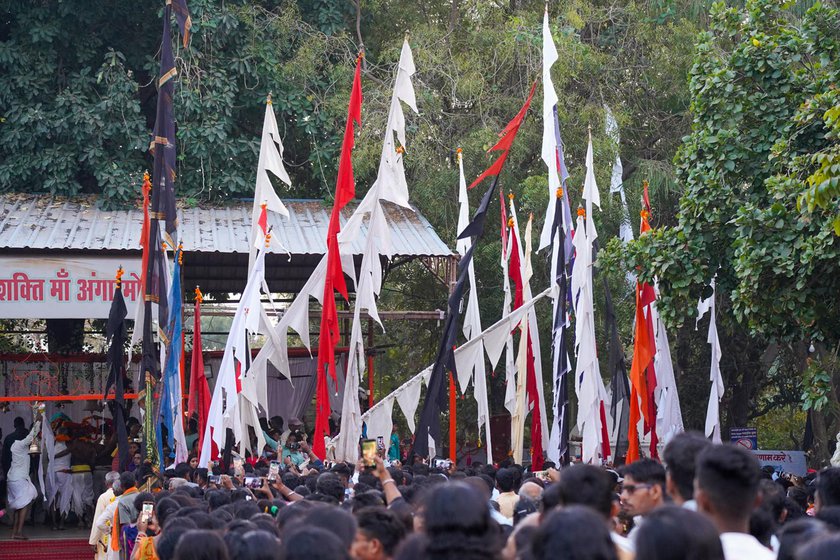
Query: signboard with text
xmin=730 ymin=427 xmax=758 ymax=450
xmin=0 ymin=256 xmax=142 ymax=319
xmin=751 ymin=450 xmax=807 ymax=476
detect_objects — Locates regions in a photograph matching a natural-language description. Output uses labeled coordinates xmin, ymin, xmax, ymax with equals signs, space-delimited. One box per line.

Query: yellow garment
xmin=133 ymin=535 xmax=159 ymax=560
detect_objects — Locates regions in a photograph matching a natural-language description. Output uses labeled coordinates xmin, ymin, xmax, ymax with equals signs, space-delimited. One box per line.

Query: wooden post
xmin=449 ymin=372 xmax=457 ymax=463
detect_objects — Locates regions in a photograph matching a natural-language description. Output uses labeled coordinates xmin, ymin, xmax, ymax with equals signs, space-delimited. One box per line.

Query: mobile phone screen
xmin=244 ymin=476 xmax=263 ymax=489
xmin=268 ymin=461 xmax=281 ymax=481
xmin=361 ymin=439 xmax=377 ymax=467
xmin=141 ymin=501 xmax=154 ymax=522
xmin=376 ymin=436 xmax=384 ymax=450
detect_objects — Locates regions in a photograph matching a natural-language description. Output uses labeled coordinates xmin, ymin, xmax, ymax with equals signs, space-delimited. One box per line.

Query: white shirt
xmin=720 ymin=532 xmax=776 ymax=560
xmin=8 ymin=421 xmax=39 ymax=482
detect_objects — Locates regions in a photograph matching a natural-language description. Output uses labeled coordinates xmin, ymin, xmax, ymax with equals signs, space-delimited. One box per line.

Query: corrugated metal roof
xmin=0 ymin=195 xmax=453 ymax=257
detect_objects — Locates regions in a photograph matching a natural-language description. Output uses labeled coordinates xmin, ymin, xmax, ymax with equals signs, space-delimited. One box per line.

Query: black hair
xmin=281 ymin=527 xmax=350 ymax=560
xmin=815 ymin=505 xmax=840 ymax=530
xmin=776 ymin=518 xmax=830 ymax=560
xmin=749 ymin=507 xmax=775 ymax=547
xmin=315 ymin=472 xmax=345 ymax=502
xmin=173 ymin=529 xmax=231 ymax=560
xmin=662 ymin=431 xmax=711 ymax=501
xmin=302 ymin=505 xmax=357 ymax=549
xmin=696 ymin=444 xmax=761 ymax=523
xmin=634 ymin=506 xmax=724 ymax=560
xmin=495 ymin=468 xmax=516 ymax=493
xmin=155 ymin=497 xmax=181 ymax=528
xmin=420 ymin=482 xmax=502 ymax=560
xmin=240 ymin=530 xmax=283 ymax=560
xmin=531 ymin=506 xmax=618 ymax=560
xmin=133 ymin=492 xmax=155 ymax=513
xmin=206 ymin=489 xmax=231 ymax=510
xmin=513 ymin=497 xmax=538 ymax=525
xmin=548 ymin=464 xmax=614 ymax=518
xmin=758 ymin=479 xmax=786 ymax=523
xmin=173 ymin=462 xmax=191 ymax=479
xmin=793 ymin=534 xmax=840 ymax=560
xmin=355 ymin=506 xmax=407 ymax=556
xmin=388 ymin=467 xmax=405 ymax=486
xmin=816 ymin=468 xmax=840 ymax=509
xmin=351 ymin=490 xmax=385 ymax=512
xmin=13 ymin=417 xmax=24 ymax=429
xmin=192 ymin=467 xmax=208 ymax=484
xmin=119 ymin=470 xmax=136 ymax=491
xmin=623 ymin=458 xmax=666 ymax=489
xmin=788 ymin=486 xmax=809 ymax=510
xmin=330 ymin=463 xmax=352 ymax=479
xmin=156 ymin=525 xmax=192 ymax=560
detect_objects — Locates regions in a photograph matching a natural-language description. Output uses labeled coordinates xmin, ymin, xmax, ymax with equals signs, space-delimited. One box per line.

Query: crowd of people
xmin=5 ymin=409 xmax=840 ymax=560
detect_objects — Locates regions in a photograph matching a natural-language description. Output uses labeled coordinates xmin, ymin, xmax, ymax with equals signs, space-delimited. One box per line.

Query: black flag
xmin=549 ymin=194 xmax=571 ymax=464
xmin=413 ymin=84 xmax=535 ymax=460
xmin=105 ymin=271 xmax=130 ymax=471
xmin=413 ymin=183 xmax=494 ymax=459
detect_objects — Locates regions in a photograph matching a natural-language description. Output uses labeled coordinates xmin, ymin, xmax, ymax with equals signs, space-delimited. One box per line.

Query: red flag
xmin=189 ymin=288 xmax=216 ymax=460
xmin=257 ymin=202 xmax=268 ymax=237
xmin=313 ymin=55 xmax=363 ymax=459
xmin=627 ymin=208 xmax=657 ymax=462
xmin=507 ymin=213 xmax=545 ymax=470
xmin=470 ymin=81 xmax=537 ymax=189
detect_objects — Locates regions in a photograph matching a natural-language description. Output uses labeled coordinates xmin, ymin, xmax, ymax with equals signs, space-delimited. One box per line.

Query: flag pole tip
xmin=267 ymin=92 xmax=273 ymax=105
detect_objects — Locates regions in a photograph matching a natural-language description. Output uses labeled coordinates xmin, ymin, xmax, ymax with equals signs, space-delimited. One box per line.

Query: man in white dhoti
xmin=7 ymin=417 xmax=41 ymax=540
xmin=89 ymin=471 xmax=120 ymax=559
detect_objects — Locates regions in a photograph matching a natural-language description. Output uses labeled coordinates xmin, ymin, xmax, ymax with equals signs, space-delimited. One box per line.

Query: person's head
xmin=418 ymin=482 xmax=501 ymax=558
xmin=621 ymin=459 xmax=666 ymax=517
xmin=133 ymin=452 xmax=142 ymax=466
xmin=288 ymin=417 xmax=303 ymax=431
xmin=303 ymin=506 xmax=357 ymax=550
xmin=155 ymin=497 xmax=181 ymax=528
xmin=189 ymin=454 xmax=199 ymax=470
xmin=634 ymin=506 xmax=723 ymax=560
xmin=351 ymin=507 xmax=407 ymax=560
xmin=792 ymin=534 xmax=840 ymax=560
xmin=156 ymin=525 xmax=192 ymax=560
xmin=518 ymin=481 xmax=543 ymax=503
xmin=282 ymin=527 xmax=350 ymax=560
xmin=173 ymin=529 xmax=230 ymax=560
xmin=120 ymin=470 xmax=136 ymax=491
xmin=815 ymin=467 xmax=840 ymax=513
xmin=495 ymin=467 xmax=516 ymax=493
xmin=239 ymin=530 xmax=283 ymax=560
xmin=331 ymin=463 xmax=352 ymax=488
xmin=662 ymin=431 xmax=711 ymax=505
xmin=285 ymin=432 xmax=300 ymax=451
xmin=546 ymin=464 xmax=615 ymax=519
xmin=695 ymin=444 xmax=761 ymax=532
xmin=13 ymin=417 xmax=25 ymax=430
xmin=531 ymin=506 xmax=618 ymax=560
xmin=316 ymin=472 xmax=345 ymax=503
xmin=815 ymin=505 xmax=840 ymax=531
xmin=128 ymin=441 xmax=140 ymax=456
xmin=776 ymin=518 xmax=830 ymax=560
xmin=104 ymin=470 xmax=120 ymax=491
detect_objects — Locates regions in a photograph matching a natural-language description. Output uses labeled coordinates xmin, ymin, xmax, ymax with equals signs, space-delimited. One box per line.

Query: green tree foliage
xmin=601 ymin=0 xmax=840 ymax=458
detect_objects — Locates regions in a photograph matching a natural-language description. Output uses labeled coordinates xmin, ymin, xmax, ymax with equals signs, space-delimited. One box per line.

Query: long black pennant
xmin=412 ymin=176 xmax=498 ymax=459
xmin=105 ymin=282 xmax=130 ymax=471
xmin=549 ymin=195 xmax=571 ymax=465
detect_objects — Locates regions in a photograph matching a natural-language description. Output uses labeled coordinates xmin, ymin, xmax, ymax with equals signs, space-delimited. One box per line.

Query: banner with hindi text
xmin=0 ymin=256 xmax=142 ymax=319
